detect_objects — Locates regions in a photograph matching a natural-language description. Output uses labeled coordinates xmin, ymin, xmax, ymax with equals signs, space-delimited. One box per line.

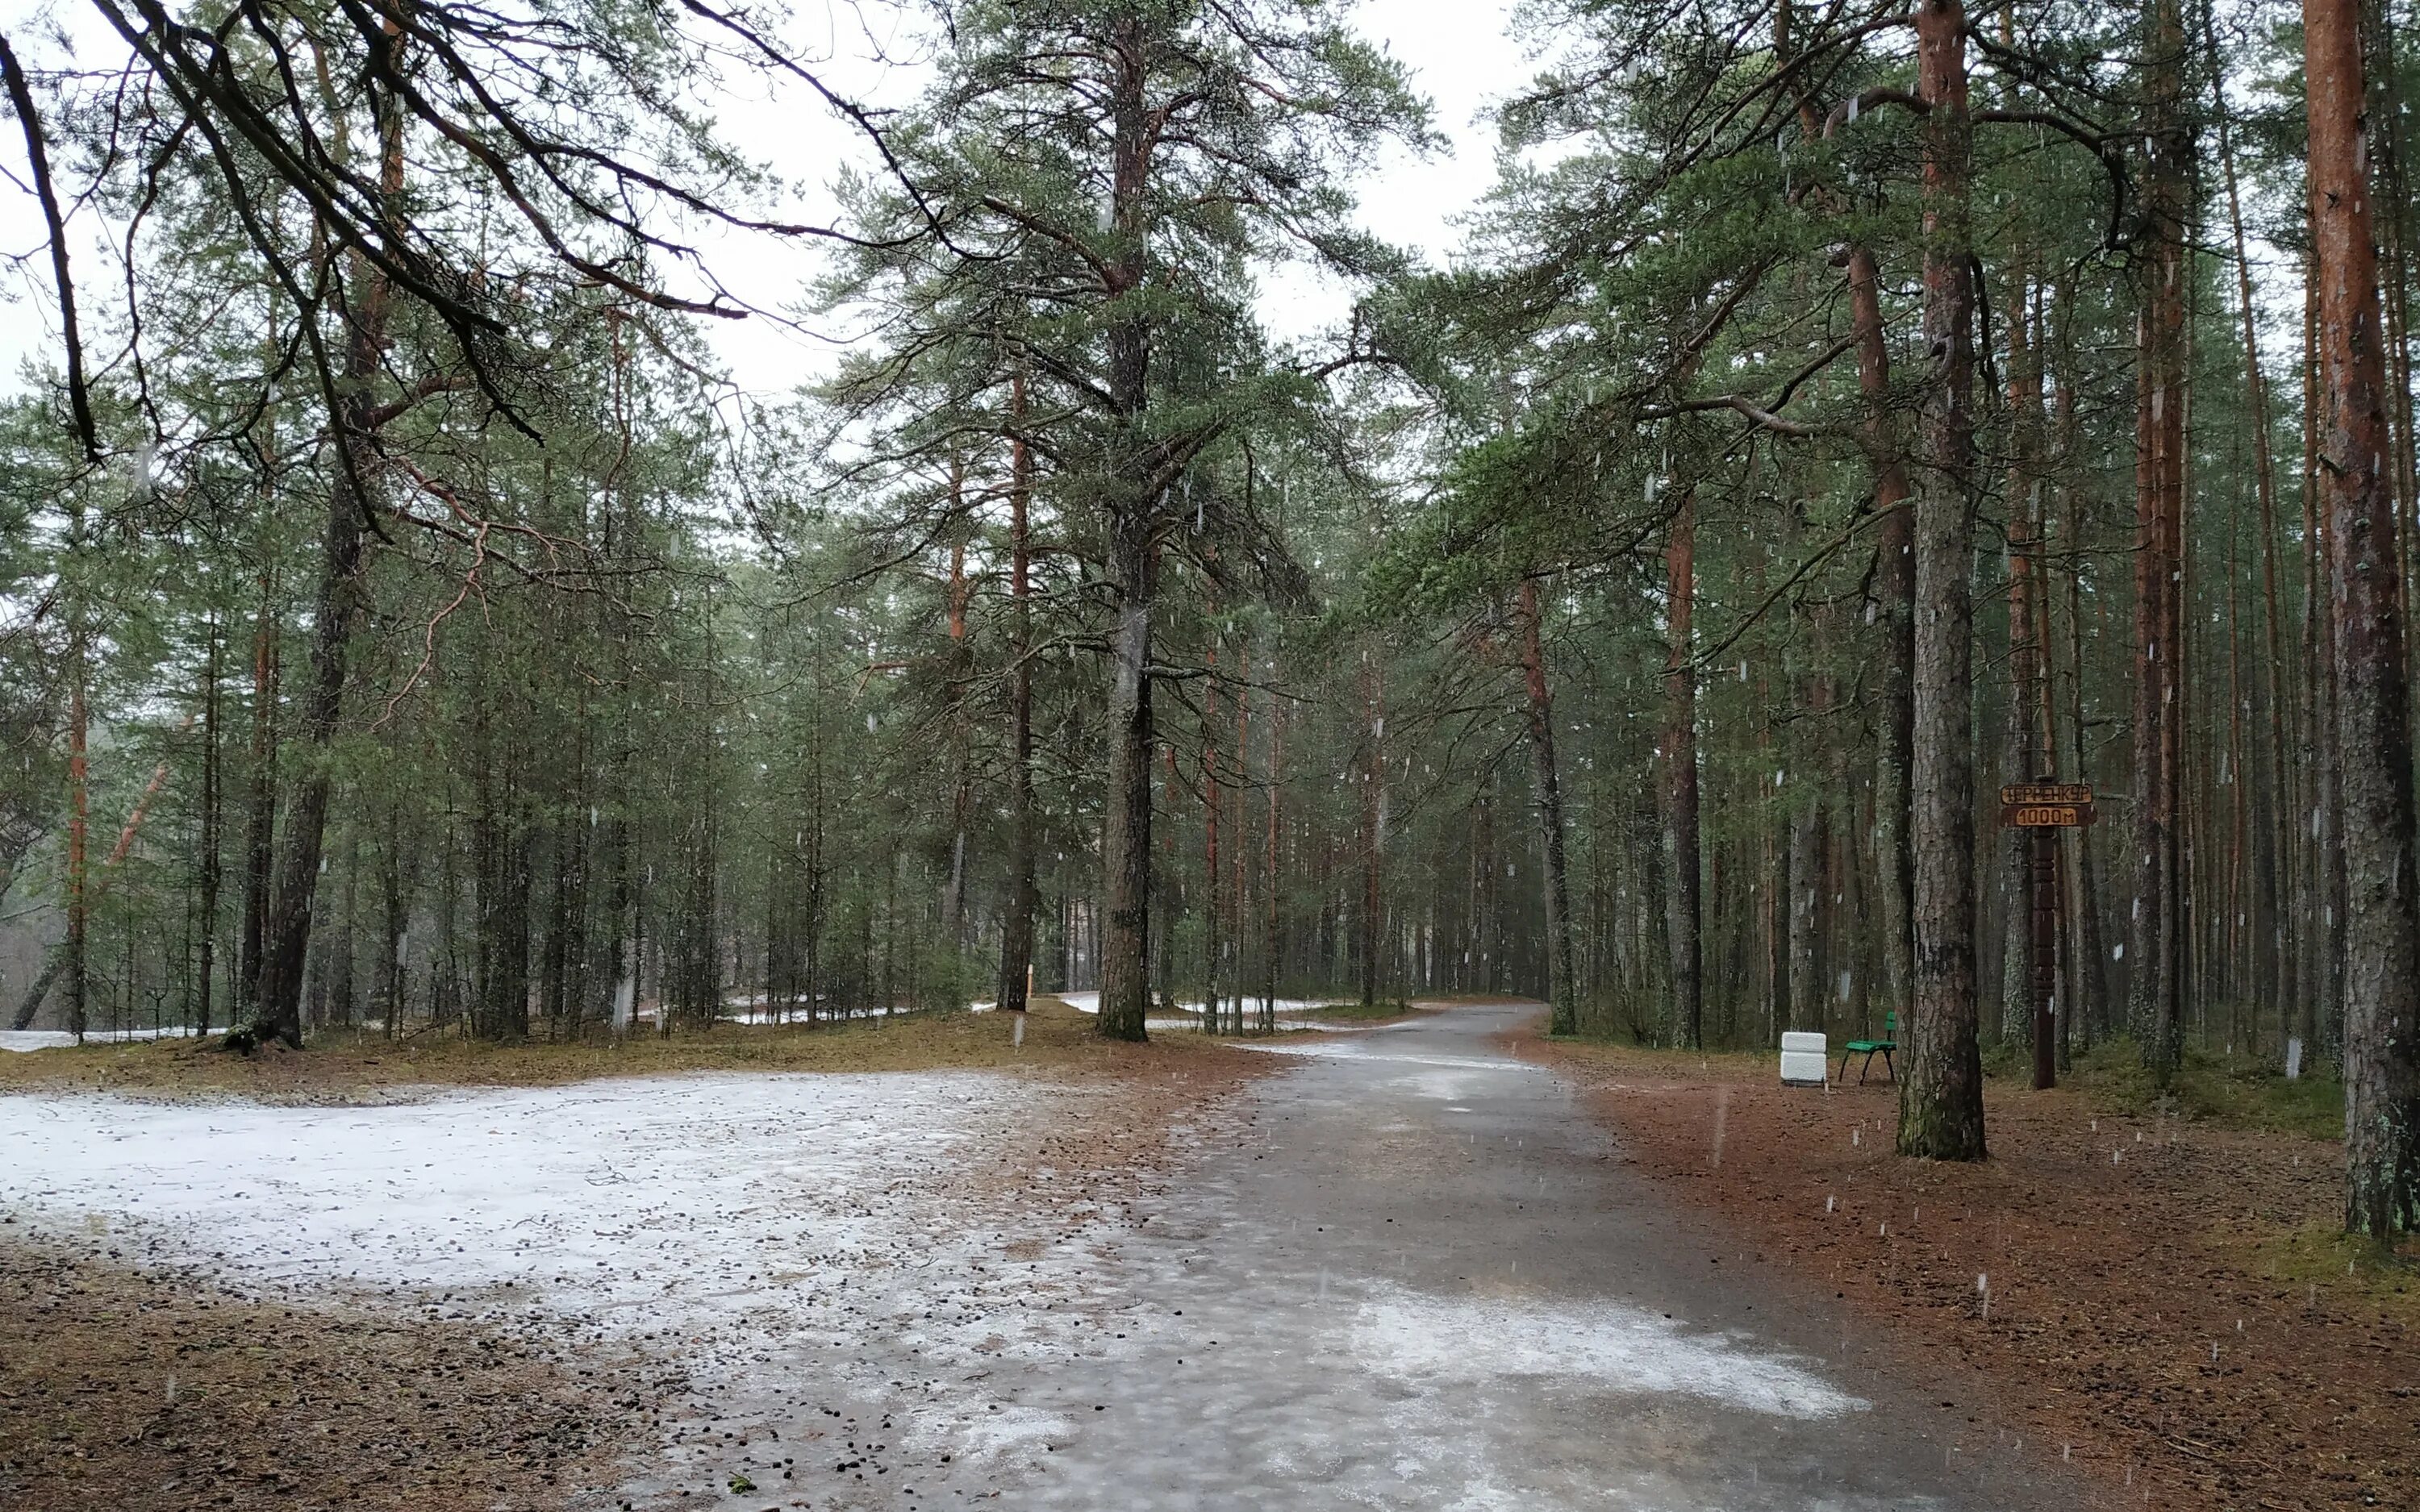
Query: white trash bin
xmin=1779 ymin=1031 xmax=1829 ymax=1087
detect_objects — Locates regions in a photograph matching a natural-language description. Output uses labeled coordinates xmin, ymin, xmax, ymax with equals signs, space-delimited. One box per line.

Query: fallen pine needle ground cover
xmin=0 ymin=995 xmax=1233 ymax=1103
xmin=1521 ymin=1029 xmax=2418 ymax=1512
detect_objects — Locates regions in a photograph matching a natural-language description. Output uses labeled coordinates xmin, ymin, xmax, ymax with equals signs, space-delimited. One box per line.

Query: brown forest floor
xmin=1520 ymin=1030 xmax=2420 ymax=1512
xmin=0 ymin=999 xmax=1274 ymax=1512
xmin=0 ymin=1243 xmax=635 ymax=1512
xmin=0 ymin=995 xmax=1238 ymax=1103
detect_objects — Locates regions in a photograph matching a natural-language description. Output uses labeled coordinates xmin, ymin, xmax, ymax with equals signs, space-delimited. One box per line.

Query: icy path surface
xmin=835 ymin=1004 xmax=2074 ymax=1512
xmin=0 ymin=1011 xmax=2076 ymax=1510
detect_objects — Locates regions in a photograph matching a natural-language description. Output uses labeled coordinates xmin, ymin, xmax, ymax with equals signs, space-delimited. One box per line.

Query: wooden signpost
xmin=2000 ymin=781 xmax=2094 ymax=1091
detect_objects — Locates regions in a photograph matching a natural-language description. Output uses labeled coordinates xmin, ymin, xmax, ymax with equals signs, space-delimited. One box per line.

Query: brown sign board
xmin=2001 ymin=782 xmax=2093 ymax=806
xmin=2002 ymin=802 xmax=2094 ymax=828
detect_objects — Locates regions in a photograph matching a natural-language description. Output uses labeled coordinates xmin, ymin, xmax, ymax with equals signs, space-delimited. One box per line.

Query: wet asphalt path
xmin=686 ymin=1002 xmax=2084 ymax=1511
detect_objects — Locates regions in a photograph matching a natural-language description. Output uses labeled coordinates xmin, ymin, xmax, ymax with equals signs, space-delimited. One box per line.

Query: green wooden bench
xmin=1838 ymin=1012 xmax=1897 ymax=1084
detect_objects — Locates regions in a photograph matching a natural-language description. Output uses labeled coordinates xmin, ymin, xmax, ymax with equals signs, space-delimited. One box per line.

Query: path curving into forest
xmin=1 ymin=1002 xmax=2097 ymax=1510
xmin=691 ymin=1000 xmax=2087 ymax=1510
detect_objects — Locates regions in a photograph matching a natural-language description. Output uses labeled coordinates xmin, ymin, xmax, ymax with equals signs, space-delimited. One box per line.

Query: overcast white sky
xmin=0 ymin=1 xmax=1531 ymax=406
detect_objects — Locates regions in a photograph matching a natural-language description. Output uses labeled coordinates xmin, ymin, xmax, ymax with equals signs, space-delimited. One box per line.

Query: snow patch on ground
xmin=1233 ymin=1036 xmax=1547 ymax=1075
xmin=1354 ymin=1286 xmax=1865 ymax=1420
xmin=712 ymin=1000 xmax=909 ymax=1024
xmin=1 ymin=1074 xmax=1003 ymax=1308
xmin=0 ymin=1072 xmax=1133 ymax=1486
xmin=2 ymin=1026 xmax=200 ymax=1053
xmin=1055 ymin=990 xmax=1350 ymax=1018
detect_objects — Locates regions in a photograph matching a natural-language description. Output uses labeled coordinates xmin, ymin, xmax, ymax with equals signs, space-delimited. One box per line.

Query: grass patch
xmin=0 ymin=998 xmax=1228 ymax=1103
xmin=2060 ymin=1035 xmax=2345 ymax=1140
xmin=1303 ymin=999 xmax=1424 ymax=1023
xmin=1525 ymin=1031 xmax=1775 ymax=1081
xmin=2238 ymin=1220 xmax=2420 ymax=1318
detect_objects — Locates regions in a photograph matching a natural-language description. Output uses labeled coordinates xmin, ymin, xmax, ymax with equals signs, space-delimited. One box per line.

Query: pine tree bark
xmin=194 ymin=614 xmax=223 ymax=1036
xmin=64 ymin=564 xmax=87 ymax=1043
xmin=238 ymin=573 xmax=277 ymax=1016
xmin=2305 ymin=0 xmax=2420 ymax=1237
xmin=1203 ymin=623 xmax=1225 ymax=1033
xmin=2051 ymin=289 xmax=2109 ymax=1042
xmin=380 ymin=796 xmax=407 ymax=1037
xmin=2300 ymin=260 xmax=2331 ymax=1052
xmin=471 ymin=697 xmax=533 ymax=1044
xmin=995 ymin=372 xmax=1037 ymax=1014
xmin=1787 ymin=614 xmax=1830 ymax=1038
xmin=1262 ymin=671 xmax=1281 ymax=1033
xmin=943 ymin=460 xmax=972 ymax=948
xmin=1359 ymin=644 xmax=1386 ymax=1008
xmin=1229 ymin=649 xmax=1251 ymax=1034
xmin=1662 ymin=489 xmax=1704 ymax=1048
xmin=330 ymin=836 xmax=358 ymax=1027
xmin=2131 ymin=0 xmax=2191 ymax=1085
xmin=1897 ymin=0 xmax=1986 ymax=1161
xmin=2206 ymin=22 xmax=2297 ymax=1045
xmin=2361 ymin=0 xmax=2420 ymax=606
xmin=2002 ymin=262 xmax=2046 ymax=1049
xmin=1517 ymin=579 xmax=1579 ymax=1034
xmin=1095 ymin=14 xmax=1158 ymax=1042
xmin=9 ymin=952 xmax=65 ymax=1034
xmin=250 ymin=38 xmax=406 ymax=1048
xmin=1850 ymin=247 xmax=1919 ymax=1029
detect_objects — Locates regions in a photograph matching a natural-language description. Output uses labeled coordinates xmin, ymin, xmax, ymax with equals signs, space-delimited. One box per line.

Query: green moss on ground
xmin=2052 ymin=1035 xmax=2345 ymax=1140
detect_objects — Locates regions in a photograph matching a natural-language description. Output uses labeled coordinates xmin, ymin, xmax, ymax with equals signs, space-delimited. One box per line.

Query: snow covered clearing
xmin=1 ymin=1073 xmax=1030 ymax=1314
xmin=0 ymin=1070 xmax=1153 ymax=1493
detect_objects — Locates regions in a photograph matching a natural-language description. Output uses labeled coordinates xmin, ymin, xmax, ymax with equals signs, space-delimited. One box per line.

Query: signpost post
xmin=2000 ymin=781 xmax=2094 ymax=1090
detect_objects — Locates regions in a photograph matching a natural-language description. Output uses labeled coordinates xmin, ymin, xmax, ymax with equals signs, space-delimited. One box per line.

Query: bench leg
xmin=1880 ymin=1048 xmax=1896 ymax=1083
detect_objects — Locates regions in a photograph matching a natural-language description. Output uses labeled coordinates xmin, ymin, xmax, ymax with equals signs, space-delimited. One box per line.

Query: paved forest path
xmin=707 ymin=1001 xmax=2083 ymax=1511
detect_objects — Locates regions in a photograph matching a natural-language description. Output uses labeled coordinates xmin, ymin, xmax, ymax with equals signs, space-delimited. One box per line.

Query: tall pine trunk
xmin=1095 ymin=14 xmax=1156 ymax=1042
xmin=1202 ymin=623 xmax=1225 ymax=1033
xmin=1663 ymin=489 xmax=1704 ymax=1047
xmin=1897 ymin=0 xmax=1986 ymax=1161
xmin=943 ymin=461 xmax=972 ymax=949
xmin=1262 ymin=670 xmax=1281 ymax=1033
xmin=2131 ymin=0 xmax=2191 ymax=1084
xmin=194 ymin=614 xmax=223 ymax=1035
xmin=64 ymin=531 xmax=87 ymax=1042
xmin=2207 ymin=21 xmax=2297 ymax=1047
xmin=2306 ymin=0 xmax=2420 ymax=1238
xmin=1851 ymin=246 xmax=1918 ymax=1027
xmin=1229 ymin=649 xmax=1252 ymax=1033
xmin=1517 ymin=579 xmax=1579 ymax=1034
xmin=995 ymin=373 xmax=1037 ymax=1014
xmin=2051 ymin=289 xmax=2109 ymax=1042
xmin=1359 ymin=644 xmax=1386 ymax=1007
xmin=1098 ymin=502 xmax=1156 ymax=1041
xmin=2002 ymin=261 xmax=2045 ymax=1048
xmin=238 ymin=573 xmax=277 ymax=1016
xmin=250 ymin=38 xmax=406 ymax=1047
